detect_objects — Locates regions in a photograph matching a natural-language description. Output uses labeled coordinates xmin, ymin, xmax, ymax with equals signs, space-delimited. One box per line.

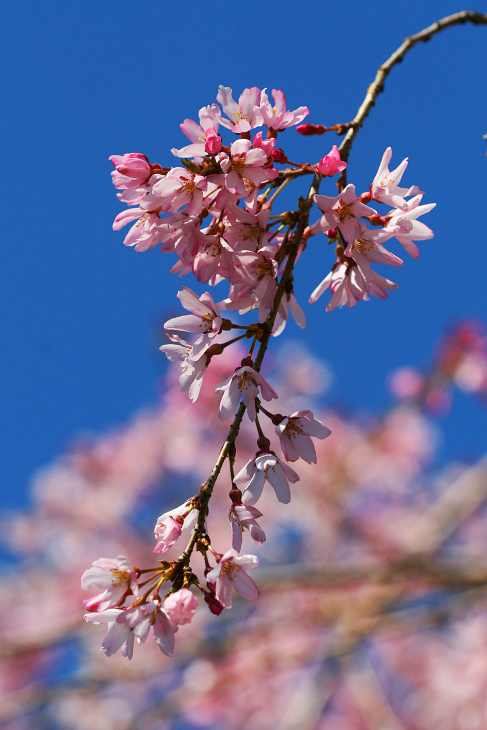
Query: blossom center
xmin=222 ymin=560 xmax=240 ymax=580
xmin=337 ymin=202 xmax=354 ymax=221
xmin=110 ymin=569 xmax=130 ymax=586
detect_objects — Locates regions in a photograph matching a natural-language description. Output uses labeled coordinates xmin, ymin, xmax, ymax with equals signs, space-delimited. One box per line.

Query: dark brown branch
xmin=338 ymin=10 xmax=487 ymax=187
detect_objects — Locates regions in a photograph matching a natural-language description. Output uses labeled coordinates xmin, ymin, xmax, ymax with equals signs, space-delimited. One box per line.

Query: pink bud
xmin=204 ymin=129 xmax=222 ymax=155
xmin=164 ymin=589 xmax=198 ymax=626
xmin=316 ymin=146 xmax=347 ymax=176
xmin=109 ymin=153 xmax=151 ymax=180
xmin=296 ymin=123 xmax=325 ymax=136
xmin=272 ymin=148 xmax=288 ymax=163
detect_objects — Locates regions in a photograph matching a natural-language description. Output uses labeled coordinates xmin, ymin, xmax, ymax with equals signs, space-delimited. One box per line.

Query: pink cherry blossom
xmin=206 ymin=549 xmax=259 ymax=609
xmin=316 ymin=145 xmax=347 ymax=176
xmin=84 ymin=608 xmax=135 ymax=659
xmin=219 ymin=138 xmax=278 ymax=198
xmin=216 ymin=86 xmax=263 ymax=133
xmin=230 ymin=503 xmax=266 ymax=552
xmin=309 ymin=258 xmax=398 ymax=311
xmin=160 ymin=333 xmax=210 ymax=402
xmin=215 ymin=365 xmax=278 ymax=421
xmin=153 ymin=516 xmax=183 ymax=554
xmin=385 ymin=194 xmax=436 ymax=259
xmin=371 ymin=147 xmax=422 ymax=210
xmin=81 ymin=555 xmax=136 ymax=612
xmin=109 ymin=153 xmax=152 ymax=187
xmin=171 ymin=104 xmax=221 ymax=158
xmin=259 ymin=88 xmax=309 ymax=131
xmin=164 ymin=288 xmax=223 ymax=341
xmin=275 ymin=409 xmax=332 ymax=463
xmin=234 ymin=452 xmax=300 ymax=505
xmin=313 ymin=184 xmax=377 ymax=244
xmin=121 ymin=599 xmax=175 ymax=656
xmin=164 ymin=589 xmax=198 ymax=626
xmin=151 ymin=167 xmax=207 ymax=215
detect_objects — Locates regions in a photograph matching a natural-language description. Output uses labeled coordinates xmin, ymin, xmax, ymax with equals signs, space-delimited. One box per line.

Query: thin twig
xmin=338 ymin=10 xmax=487 ymax=187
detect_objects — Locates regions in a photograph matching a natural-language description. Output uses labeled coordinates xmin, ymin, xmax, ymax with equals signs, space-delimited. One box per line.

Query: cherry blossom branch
xmin=338 ymin=10 xmax=487 ymax=187
xmin=175 ymin=172 xmax=322 ymax=574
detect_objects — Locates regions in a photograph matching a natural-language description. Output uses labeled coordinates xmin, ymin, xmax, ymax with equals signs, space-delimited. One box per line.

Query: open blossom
xmin=151 ymin=167 xmax=207 ymax=215
xmin=313 ymin=184 xmax=377 ymax=244
xmin=160 ymin=333 xmax=210 ymax=402
xmin=171 ymin=105 xmax=221 ymax=158
xmin=385 ymin=194 xmax=436 ymax=259
xmin=275 ymin=410 xmax=332 ymax=463
xmin=234 ymin=452 xmax=300 ymax=505
xmin=215 ymin=365 xmax=278 ymax=421
xmin=217 ymin=85 xmax=263 ymax=133
xmin=113 ymin=206 xmax=163 ymax=252
xmin=371 ymin=147 xmax=422 ymax=210
xmin=82 ymin=556 xmax=136 ymax=612
xmin=164 ymin=288 xmax=223 ymax=341
xmin=84 ymin=608 xmax=135 ymax=659
xmin=121 ymin=599 xmax=175 ymax=656
xmin=309 ymin=259 xmax=398 ymax=311
xmin=219 ymin=138 xmax=278 ymax=197
xmin=316 ymin=145 xmax=347 ymax=177
xmin=344 ymin=221 xmax=403 ymax=271
xmin=230 ymin=503 xmax=266 ymax=552
xmin=164 ymin=589 xmax=198 ymax=626
xmin=206 ymin=549 xmax=259 ymax=609
xmin=259 ymin=88 xmax=309 ymax=131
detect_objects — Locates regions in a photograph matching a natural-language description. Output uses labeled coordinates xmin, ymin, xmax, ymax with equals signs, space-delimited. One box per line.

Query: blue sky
xmin=2 ymin=1 xmax=486 ymax=509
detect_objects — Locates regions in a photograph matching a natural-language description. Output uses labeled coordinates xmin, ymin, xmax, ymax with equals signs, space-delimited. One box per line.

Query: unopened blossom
xmin=230 ymin=503 xmax=266 ymax=553
xmin=164 ymin=288 xmax=223 ymax=341
xmin=385 ymin=194 xmax=436 ymax=259
xmin=316 ymin=145 xmax=347 ymax=177
xmin=313 ymin=184 xmax=377 ymax=244
xmin=156 ymin=500 xmax=199 ymax=550
xmin=84 ymin=608 xmax=135 ymax=659
xmin=275 ymin=410 xmax=332 ymax=463
xmin=217 ymin=85 xmax=263 ymax=133
xmin=109 ymin=153 xmax=152 ymax=188
xmin=153 ymin=516 xmax=182 ymax=554
xmin=164 ymin=589 xmax=198 ymax=626
xmin=82 ymin=556 xmax=136 ymax=612
xmin=121 ymin=599 xmax=175 ymax=656
xmin=234 ymin=452 xmax=300 ymax=505
xmin=206 ymin=549 xmax=259 ymax=609
xmin=215 ymin=365 xmax=278 ymax=421
xmin=371 ymin=147 xmax=422 ymax=210
xmin=259 ymin=88 xmax=309 ymax=131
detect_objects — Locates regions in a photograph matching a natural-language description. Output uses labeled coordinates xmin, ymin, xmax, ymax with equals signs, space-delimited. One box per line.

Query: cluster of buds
xmin=83 ymin=85 xmax=434 ymax=659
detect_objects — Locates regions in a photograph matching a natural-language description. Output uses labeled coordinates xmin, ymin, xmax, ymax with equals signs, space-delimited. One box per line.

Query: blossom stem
xmin=266 ymin=177 xmax=292 ymax=207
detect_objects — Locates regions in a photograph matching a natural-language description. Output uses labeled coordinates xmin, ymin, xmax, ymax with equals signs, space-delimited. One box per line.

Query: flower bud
xmin=296 ymin=123 xmax=325 ymax=136
xmin=204 ymin=129 xmax=222 ymax=155
xmin=271 ymin=148 xmax=288 ymax=163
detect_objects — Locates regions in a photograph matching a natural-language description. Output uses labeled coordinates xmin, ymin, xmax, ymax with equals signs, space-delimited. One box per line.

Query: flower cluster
xmin=83 ymin=85 xmax=433 ymax=659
